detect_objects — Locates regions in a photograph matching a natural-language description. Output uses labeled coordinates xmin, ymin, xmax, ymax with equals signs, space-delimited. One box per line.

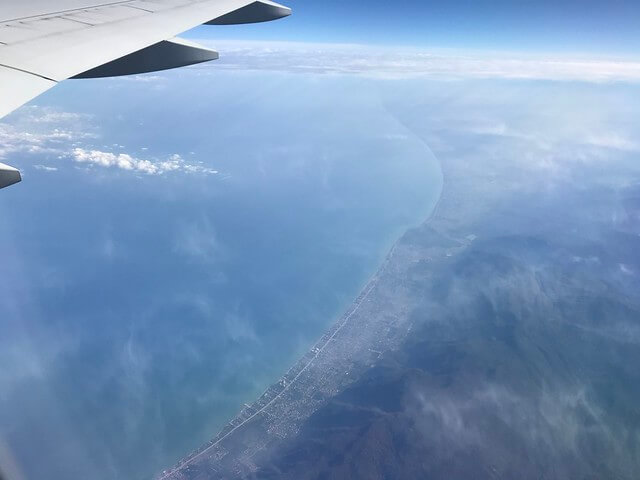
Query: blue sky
xmin=193 ymin=0 xmax=640 ymax=56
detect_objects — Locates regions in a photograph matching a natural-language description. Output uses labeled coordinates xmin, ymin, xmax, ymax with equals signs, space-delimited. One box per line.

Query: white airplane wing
xmin=0 ymin=0 xmax=291 ymax=188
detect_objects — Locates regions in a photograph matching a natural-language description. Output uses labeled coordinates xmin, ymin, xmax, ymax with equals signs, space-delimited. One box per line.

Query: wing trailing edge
xmin=0 ymin=0 xmax=292 ymax=189
xmin=0 ymin=163 xmax=21 ymax=190
xmin=74 ymin=38 xmax=218 ymax=79
xmin=0 ymin=66 xmax=56 ymax=120
xmin=206 ymin=0 xmax=292 ymax=25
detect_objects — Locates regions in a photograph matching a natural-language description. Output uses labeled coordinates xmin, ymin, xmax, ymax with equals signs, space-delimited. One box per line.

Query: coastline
xmin=156 ymin=162 xmax=445 ymax=479
xmin=157 ymin=242 xmax=397 ymax=480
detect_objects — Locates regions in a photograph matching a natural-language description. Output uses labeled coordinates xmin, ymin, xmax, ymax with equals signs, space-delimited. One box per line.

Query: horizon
xmin=190 ymin=0 xmax=640 ymax=57
xmin=178 ymin=38 xmax=640 ymax=85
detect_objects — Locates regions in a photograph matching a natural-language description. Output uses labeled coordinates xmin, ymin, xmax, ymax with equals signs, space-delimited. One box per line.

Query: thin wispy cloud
xmin=33 ymin=164 xmax=58 ymax=172
xmin=173 ymin=216 xmax=224 ymax=264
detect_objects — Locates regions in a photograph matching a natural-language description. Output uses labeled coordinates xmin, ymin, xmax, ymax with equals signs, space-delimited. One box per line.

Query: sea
xmin=0 ymin=69 xmax=442 ymax=480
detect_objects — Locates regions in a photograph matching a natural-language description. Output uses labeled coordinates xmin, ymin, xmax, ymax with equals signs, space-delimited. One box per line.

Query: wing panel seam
xmin=60 ymin=16 xmax=97 ymax=26
xmin=124 ymin=5 xmax=155 ymax=13
xmin=0 ymin=62 xmax=56 ymax=82
xmin=0 ymin=1 xmax=135 ymax=23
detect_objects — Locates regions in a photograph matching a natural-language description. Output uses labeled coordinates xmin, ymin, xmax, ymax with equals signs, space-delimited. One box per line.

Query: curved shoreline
xmin=156 ymin=242 xmax=399 ymax=480
xmin=156 ymin=146 xmax=445 ymax=480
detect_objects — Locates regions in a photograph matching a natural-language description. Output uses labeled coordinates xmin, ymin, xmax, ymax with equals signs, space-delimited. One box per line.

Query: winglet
xmin=74 ymin=38 xmax=218 ymax=79
xmin=0 ymin=163 xmax=22 ymax=189
xmin=206 ymin=0 xmax=291 ymax=25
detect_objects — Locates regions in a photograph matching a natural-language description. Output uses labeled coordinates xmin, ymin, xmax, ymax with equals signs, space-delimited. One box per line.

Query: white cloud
xmin=125 ymin=74 xmax=165 ymax=83
xmin=619 ymin=264 xmax=635 ymax=275
xmin=0 ymin=124 xmax=72 ymax=160
xmin=1 ymin=106 xmax=218 ymax=178
xmin=585 ymin=133 xmax=640 ymax=152
xmin=407 ymin=381 xmax=629 ymax=466
xmin=33 ymin=165 xmax=58 ymax=172
xmin=383 ymin=133 xmax=411 ymax=141
xmin=71 ymin=149 xmax=218 ymax=176
xmin=0 ymin=106 xmax=96 ymax=161
xmin=29 ymin=110 xmax=90 ymax=124
xmin=196 ymin=40 xmax=640 ymax=83
xmin=465 ymin=122 xmax=509 ymax=136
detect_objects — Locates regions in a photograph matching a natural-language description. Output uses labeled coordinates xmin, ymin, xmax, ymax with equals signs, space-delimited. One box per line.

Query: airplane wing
xmin=0 ymin=0 xmax=291 ymax=188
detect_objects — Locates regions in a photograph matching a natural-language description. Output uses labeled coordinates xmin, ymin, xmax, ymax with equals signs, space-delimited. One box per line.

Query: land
xmin=157 ymin=90 xmax=640 ymax=479
xmin=157 ymin=195 xmax=441 ymax=480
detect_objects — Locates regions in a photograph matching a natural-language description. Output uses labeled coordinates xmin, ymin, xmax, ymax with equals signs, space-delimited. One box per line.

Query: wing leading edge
xmin=0 ymin=0 xmax=291 ymax=189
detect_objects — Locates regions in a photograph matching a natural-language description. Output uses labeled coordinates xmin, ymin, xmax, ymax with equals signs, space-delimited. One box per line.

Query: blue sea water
xmin=0 ymin=69 xmax=442 ymax=480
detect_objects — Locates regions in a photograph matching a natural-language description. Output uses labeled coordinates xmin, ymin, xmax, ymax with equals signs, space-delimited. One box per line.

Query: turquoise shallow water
xmin=0 ymin=70 xmax=442 ymax=480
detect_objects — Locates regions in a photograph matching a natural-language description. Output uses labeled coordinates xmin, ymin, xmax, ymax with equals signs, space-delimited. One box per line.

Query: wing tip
xmin=206 ymin=0 xmax=292 ymax=25
xmin=0 ymin=163 xmax=22 ymax=189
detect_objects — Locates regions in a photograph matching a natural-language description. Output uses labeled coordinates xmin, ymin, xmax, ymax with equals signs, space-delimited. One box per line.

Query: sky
xmin=191 ymin=0 xmax=640 ymax=56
